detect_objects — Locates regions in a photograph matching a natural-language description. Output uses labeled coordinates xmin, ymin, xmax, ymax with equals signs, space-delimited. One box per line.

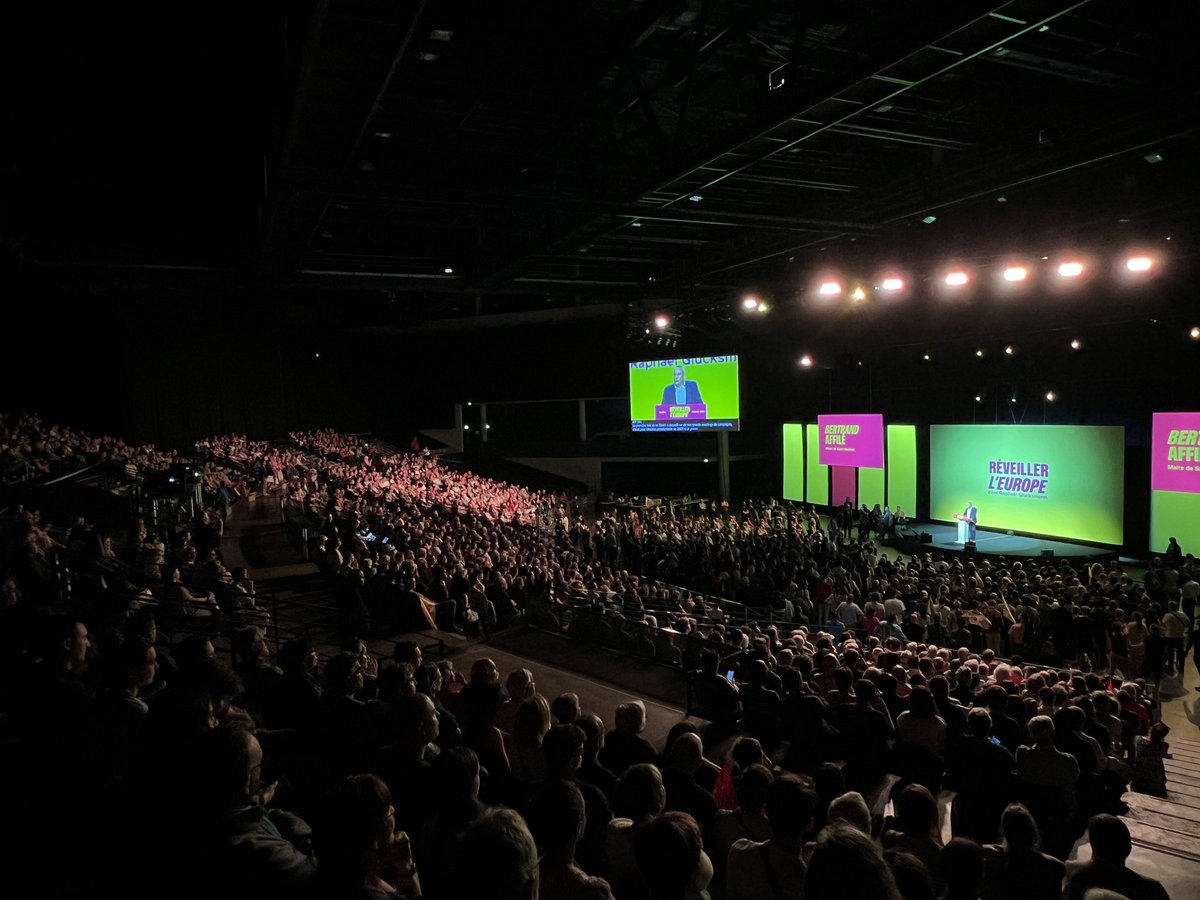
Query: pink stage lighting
xmin=1126 ymin=256 xmax=1153 ymax=272
xmin=1002 ymin=266 xmax=1028 ymax=282
xmin=880 ymin=277 xmax=904 ymax=292
xmin=945 ymin=271 xmax=969 ymax=286
xmin=1057 ymin=261 xmax=1084 ymax=278
xmin=818 ymin=281 xmax=842 ymax=296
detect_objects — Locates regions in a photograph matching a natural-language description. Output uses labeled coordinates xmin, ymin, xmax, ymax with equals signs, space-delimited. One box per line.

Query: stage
xmin=892 ymin=521 xmax=1118 ymax=565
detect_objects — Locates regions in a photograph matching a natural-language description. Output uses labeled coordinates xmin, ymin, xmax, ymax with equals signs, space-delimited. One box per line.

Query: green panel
xmin=782 ymin=424 xmax=805 ymax=501
xmin=805 ymin=423 xmax=829 ymax=505
xmin=887 ymin=424 xmax=917 ymax=518
xmin=930 ymin=425 xmax=1124 ymax=545
xmin=859 ymin=465 xmax=885 ymax=510
xmin=1151 ymin=489 xmax=1200 ymax=554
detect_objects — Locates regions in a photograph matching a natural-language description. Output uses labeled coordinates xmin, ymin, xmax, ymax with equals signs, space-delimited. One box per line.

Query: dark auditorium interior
xmin=3 ymin=3 xmax=1200 ymax=899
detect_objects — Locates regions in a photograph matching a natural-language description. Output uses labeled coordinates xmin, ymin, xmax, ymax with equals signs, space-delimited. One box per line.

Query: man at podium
xmin=955 ymin=501 xmax=978 ymax=542
xmin=661 ymin=365 xmax=704 ymax=405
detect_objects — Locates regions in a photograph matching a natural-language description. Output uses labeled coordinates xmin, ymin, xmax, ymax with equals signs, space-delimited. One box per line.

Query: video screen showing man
xmin=662 ymin=365 xmax=704 ymax=406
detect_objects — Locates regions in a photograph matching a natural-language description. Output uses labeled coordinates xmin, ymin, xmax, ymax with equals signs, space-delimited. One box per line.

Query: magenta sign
xmin=818 ymin=414 xmax=884 ymax=468
xmin=1152 ymin=412 xmax=1200 ymax=493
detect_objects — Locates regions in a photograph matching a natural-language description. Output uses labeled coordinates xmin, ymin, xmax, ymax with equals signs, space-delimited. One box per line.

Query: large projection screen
xmin=930 ymin=424 xmax=1125 ymax=545
xmin=629 ymin=356 xmax=740 ymax=433
xmin=1150 ymin=412 xmax=1200 ymax=552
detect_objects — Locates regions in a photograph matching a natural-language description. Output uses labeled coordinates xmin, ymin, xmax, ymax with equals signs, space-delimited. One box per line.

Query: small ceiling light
xmin=485 ymin=424 xmax=491 ymax=430
xmin=922 ymin=215 xmax=937 ymax=224
xmin=974 ymin=395 xmax=983 ymax=403
xmin=374 ymin=131 xmax=392 ymax=139
xmin=1004 ymin=345 xmax=1015 ymax=356
xmin=644 ymin=328 xmax=650 ymax=335
xmin=818 ymin=281 xmax=842 ymax=296
xmin=756 ymin=302 xmax=769 ymax=314
xmin=320 ymin=230 xmax=333 ymax=239
xmin=1190 ymin=326 xmax=1200 ymax=341
xmin=654 ymin=314 xmax=670 ymax=329
xmin=429 ymin=28 xmax=454 ymax=41
xmin=443 ymin=266 xmax=454 ymax=274
xmin=1058 ymin=261 xmax=1084 ymax=277
xmin=314 ymin=352 xmax=320 ymax=359
xmin=463 ymin=424 xmax=470 ymax=430
xmin=1002 ymin=266 xmax=1028 ymax=282
xmin=1070 ymin=338 xmax=1083 ymax=350
xmin=358 ymin=160 xmax=375 ymax=172
xmin=1126 ymin=256 xmax=1153 ymax=272
xmin=923 ymin=353 xmax=931 ymax=361
xmin=945 ymin=271 xmax=969 ymax=286
xmin=1144 ymin=151 xmax=1164 ymax=164
xmin=851 ymin=286 xmax=866 ymax=301
xmin=799 ymin=354 xmax=814 ymax=368
xmin=630 ymin=221 xmax=642 ymax=228
xmin=1045 ymin=391 xmax=1057 ymax=402
xmin=996 ymin=195 xmax=1008 ymax=203
xmin=742 ymin=296 xmax=759 ymax=310
xmin=688 ymin=194 xmax=703 ymax=203
xmin=417 ymin=51 xmax=439 ymax=62
xmin=975 ymin=349 xmax=984 ymax=357
xmin=880 ymin=277 xmax=904 ymax=292
xmin=703 ymin=458 xmax=710 ymax=464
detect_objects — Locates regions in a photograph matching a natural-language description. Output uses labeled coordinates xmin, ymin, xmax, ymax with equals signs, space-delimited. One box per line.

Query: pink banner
xmin=831 ymin=466 xmax=857 ymax=509
xmin=818 ymin=414 xmax=884 ymax=468
xmin=1152 ymin=412 xmax=1200 ymax=493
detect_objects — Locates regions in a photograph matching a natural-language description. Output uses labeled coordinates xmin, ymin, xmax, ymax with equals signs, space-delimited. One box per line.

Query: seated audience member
xmin=190 ymin=721 xmax=317 ymax=900
xmin=710 ymin=763 xmax=774 ymax=885
xmin=882 ymin=784 xmax=945 ymax=893
xmin=607 ymin=763 xmax=668 ymax=900
xmin=527 ymin=779 xmax=616 ymax=900
xmin=632 ymin=811 xmax=712 ymax=900
xmin=551 ymin=691 xmax=581 ymax=725
xmin=981 ymin=803 xmax=1065 ymax=900
xmin=373 ymin=693 xmax=440 ymax=837
xmin=725 ymin=775 xmax=816 ymax=900
xmin=941 ymin=837 xmax=985 ymax=900
xmin=1062 ymin=814 xmax=1170 ymax=900
xmin=662 ymin=731 xmax=718 ymax=836
xmin=451 ymin=808 xmax=541 ymax=900
xmin=884 ymin=848 xmax=938 ymax=900
xmin=507 ymin=694 xmax=551 ymax=786
xmin=946 ymin=708 xmax=1016 ymax=844
xmin=805 ymin=823 xmax=903 ymax=900
xmin=599 ymin=700 xmax=658 ymax=776
xmin=541 ymin=723 xmax=614 ymax=878
xmin=1016 ymin=715 xmax=1080 ymax=815
xmin=418 ymin=746 xmax=489 ymax=898
xmin=575 ymin=713 xmax=618 ymax=805
xmin=826 ymin=791 xmax=872 ymax=837
xmin=497 ymin=667 xmax=536 ymax=735
xmin=309 ymin=774 xmax=421 ymax=900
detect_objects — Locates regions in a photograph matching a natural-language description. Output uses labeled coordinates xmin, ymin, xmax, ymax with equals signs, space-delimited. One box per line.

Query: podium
xmin=956 ymin=519 xmax=968 ymax=544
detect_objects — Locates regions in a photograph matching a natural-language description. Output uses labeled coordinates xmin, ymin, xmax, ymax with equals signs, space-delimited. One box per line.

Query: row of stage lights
xmin=806 ymin=252 xmax=1161 ymax=302
xmin=644 ymin=251 xmax=1169 ymax=335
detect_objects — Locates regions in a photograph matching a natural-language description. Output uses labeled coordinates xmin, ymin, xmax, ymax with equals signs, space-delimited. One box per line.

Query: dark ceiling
xmin=6 ymin=0 xmax=1198 ymax=350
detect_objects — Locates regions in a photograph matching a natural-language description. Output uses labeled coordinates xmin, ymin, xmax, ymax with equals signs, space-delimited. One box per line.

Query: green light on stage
xmin=806 ymin=423 xmax=829 ymax=505
xmin=782 ymin=424 xmax=805 ymax=501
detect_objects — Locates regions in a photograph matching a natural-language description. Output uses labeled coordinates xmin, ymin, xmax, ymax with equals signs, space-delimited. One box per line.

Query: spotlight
xmin=974 ymin=395 xmax=983 ymax=403
xmin=756 ymin=302 xmax=769 ymax=314
xmin=654 ymin=314 xmax=670 ymax=329
xmin=1044 ymin=391 xmax=1057 ymax=402
xmin=1004 ymin=345 xmax=1015 ymax=356
xmin=1070 ymin=338 xmax=1083 ymax=350
xmin=851 ymin=286 xmax=866 ymax=302
xmin=742 ymin=295 xmax=759 ymax=310
xmin=1002 ymin=266 xmax=1028 ymax=282
xmin=1057 ymin=261 xmax=1084 ymax=278
xmin=945 ymin=271 xmax=969 ymax=286
xmin=923 ymin=353 xmax=931 ymax=361
xmin=1190 ymin=326 xmax=1200 ymax=341
xmin=818 ymin=281 xmax=842 ymax=296
xmin=798 ymin=354 xmax=814 ymax=368
xmin=443 ymin=266 xmax=455 ymax=274
xmin=1126 ymin=256 xmax=1153 ymax=272
xmin=975 ymin=349 xmax=984 ymax=358
xmin=880 ymin=277 xmax=904 ymax=292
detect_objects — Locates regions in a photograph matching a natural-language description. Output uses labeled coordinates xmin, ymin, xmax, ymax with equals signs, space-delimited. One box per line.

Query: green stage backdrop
xmin=930 ymin=425 xmax=1124 ymax=545
xmin=628 ymin=356 xmax=740 ymax=424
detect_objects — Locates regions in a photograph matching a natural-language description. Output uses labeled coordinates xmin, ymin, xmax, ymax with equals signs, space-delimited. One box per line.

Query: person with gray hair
xmin=452 ymin=807 xmax=541 ymax=900
xmin=1063 ymin=814 xmax=1169 ymax=900
xmin=827 ymin=790 xmax=871 ymax=835
xmin=599 ymin=700 xmax=657 ymax=776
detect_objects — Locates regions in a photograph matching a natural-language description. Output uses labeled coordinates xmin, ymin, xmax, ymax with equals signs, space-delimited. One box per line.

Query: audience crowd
xmin=0 ymin=415 xmax=1189 ymax=900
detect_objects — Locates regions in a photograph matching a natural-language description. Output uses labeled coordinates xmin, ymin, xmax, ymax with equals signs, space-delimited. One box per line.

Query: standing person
xmin=958 ymin=502 xmax=978 ymax=542
xmin=1160 ymin=601 xmax=1189 ymax=673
